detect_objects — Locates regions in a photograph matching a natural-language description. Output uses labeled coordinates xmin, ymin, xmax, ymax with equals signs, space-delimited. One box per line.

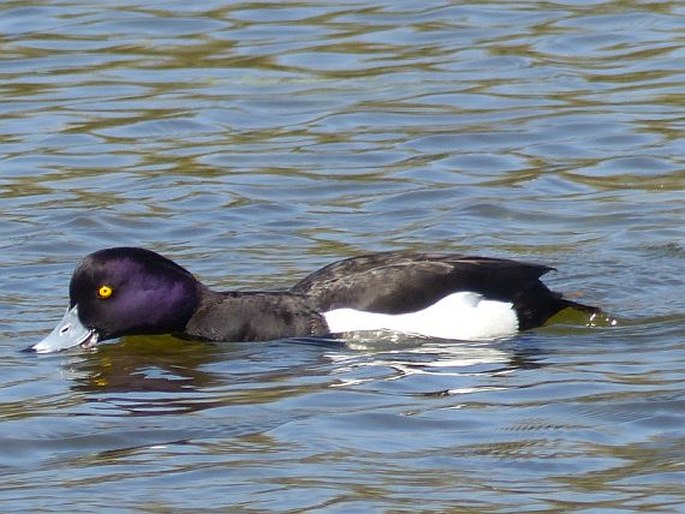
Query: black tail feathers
xmin=513 ymin=284 xmax=601 ymax=331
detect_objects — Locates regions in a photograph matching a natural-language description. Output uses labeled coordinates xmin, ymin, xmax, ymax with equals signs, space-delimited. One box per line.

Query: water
xmin=1 ymin=0 xmax=684 ymax=511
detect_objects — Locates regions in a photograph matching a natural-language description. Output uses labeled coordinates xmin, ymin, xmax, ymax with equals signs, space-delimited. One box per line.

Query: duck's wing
xmin=291 ymin=252 xmax=554 ymax=315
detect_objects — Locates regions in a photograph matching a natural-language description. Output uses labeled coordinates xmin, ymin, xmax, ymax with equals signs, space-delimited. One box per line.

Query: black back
xmin=291 ymin=251 xmax=598 ymax=329
xmin=291 ymin=251 xmax=549 ymax=311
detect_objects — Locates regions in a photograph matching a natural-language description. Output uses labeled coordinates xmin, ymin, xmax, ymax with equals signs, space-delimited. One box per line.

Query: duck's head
xmin=33 ymin=248 xmax=200 ymax=353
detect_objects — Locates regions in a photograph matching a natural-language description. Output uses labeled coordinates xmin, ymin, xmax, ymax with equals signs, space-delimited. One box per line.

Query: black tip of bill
xmin=31 ymin=305 xmax=97 ymax=354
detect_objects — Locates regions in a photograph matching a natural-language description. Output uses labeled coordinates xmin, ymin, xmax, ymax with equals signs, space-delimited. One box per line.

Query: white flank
xmin=323 ymin=292 xmax=518 ymax=341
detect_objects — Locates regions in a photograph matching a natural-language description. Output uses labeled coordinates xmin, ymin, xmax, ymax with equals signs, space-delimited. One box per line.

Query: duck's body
xmin=33 ymin=248 xmax=599 ymax=353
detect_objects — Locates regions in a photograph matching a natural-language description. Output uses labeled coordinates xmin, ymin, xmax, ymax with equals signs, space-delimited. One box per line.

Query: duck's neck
xmin=182 ymin=288 xmax=329 ymax=342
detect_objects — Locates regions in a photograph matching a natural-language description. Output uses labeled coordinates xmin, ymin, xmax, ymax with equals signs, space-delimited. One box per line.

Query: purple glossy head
xmin=67 ymin=247 xmax=200 ymax=341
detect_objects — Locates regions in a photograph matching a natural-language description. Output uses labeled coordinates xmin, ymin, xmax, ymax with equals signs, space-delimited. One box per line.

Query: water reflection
xmin=62 ymin=328 xmax=554 ymax=418
xmin=66 ymin=336 xmax=223 ymax=416
xmin=68 ymin=335 xmax=345 ymax=416
xmin=70 ymin=335 xmax=223 ymax=394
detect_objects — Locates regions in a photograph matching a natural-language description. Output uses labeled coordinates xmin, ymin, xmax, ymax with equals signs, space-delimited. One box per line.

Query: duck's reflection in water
xmin=67 ymin=335 xmax=226 ymax=415
xmin=68 ymin=335 xmax=343 ymax=416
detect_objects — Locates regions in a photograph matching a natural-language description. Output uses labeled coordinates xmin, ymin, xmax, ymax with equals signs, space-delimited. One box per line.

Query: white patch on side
xmin=323 ymin=292 xmax=518 ymax=341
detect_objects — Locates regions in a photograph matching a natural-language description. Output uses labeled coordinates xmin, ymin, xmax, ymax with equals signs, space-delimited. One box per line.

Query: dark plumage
xmin=33 ymin=247 xmax=600 ymax=353
xmin=291 ymin=251 xmax=594 ymax=329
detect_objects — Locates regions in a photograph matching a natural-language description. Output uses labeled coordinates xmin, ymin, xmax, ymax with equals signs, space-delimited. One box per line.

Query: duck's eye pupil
xmin=98 ymin=285 xmax=113 ymax=299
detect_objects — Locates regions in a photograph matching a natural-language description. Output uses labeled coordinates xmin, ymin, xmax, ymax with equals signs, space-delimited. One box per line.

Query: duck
xmin=32 ymin=247 xmax=600 ymax=353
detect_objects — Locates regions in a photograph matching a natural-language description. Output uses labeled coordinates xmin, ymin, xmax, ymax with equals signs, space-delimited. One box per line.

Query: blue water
xmin=1 ymin=1 xmax=684 ymax=511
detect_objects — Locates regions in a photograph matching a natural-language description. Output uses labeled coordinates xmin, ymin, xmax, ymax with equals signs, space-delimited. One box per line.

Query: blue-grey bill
xmin=32 ymin=305 xmax=98 ymax=353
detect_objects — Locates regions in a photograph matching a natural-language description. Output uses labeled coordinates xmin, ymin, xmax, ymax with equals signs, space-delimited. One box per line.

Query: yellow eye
xmin=98 ymin=285 xmax=113 ymax=299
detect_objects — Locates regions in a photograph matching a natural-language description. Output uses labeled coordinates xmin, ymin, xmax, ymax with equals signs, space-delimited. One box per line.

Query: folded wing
xmin=291 ymin=251 xmax=553 ymax=314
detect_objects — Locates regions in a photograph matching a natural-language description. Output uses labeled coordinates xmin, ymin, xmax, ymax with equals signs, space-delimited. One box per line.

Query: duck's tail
xmin=514 ymin=284 xmax=601 ymax=331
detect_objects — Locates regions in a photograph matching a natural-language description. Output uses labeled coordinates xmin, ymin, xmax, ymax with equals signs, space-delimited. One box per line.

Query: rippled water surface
xmin=1 ymin=0 xmax=684 ymax=511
